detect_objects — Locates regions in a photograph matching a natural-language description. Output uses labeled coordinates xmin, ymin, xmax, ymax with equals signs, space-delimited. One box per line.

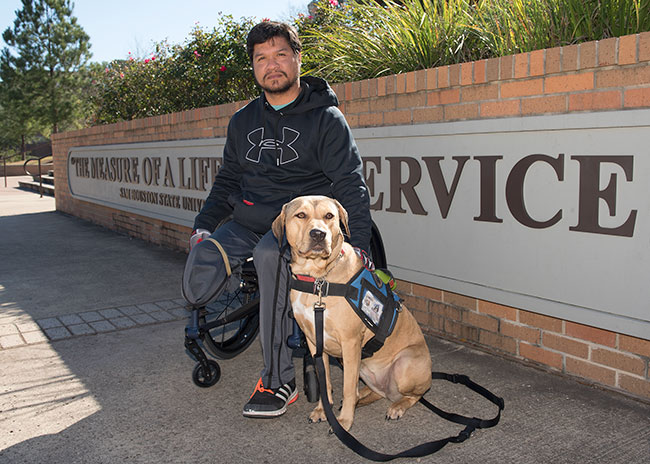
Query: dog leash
xmin=312 ymin=298 xmax=505 ymax=462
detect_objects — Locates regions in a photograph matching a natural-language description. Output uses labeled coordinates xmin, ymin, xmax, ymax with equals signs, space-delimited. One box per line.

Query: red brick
xmin=566 ymin=322 xmax=617 ymax=347
xmin=546 ymin=47 xmax=562 ymax=74
xmin=347 ymin=100 xmax=370 ymax=114
xmin=520 ymin=342 xmax=563 ymax=370
xmin=426 ymin=68 xmax=438 ymax=89
xmin=597 ymin=66 xmax=650 ymax=88
xmin=568 ymin=90 xmax=622 ymax=111
xmin=464 ymin=311 xmax=499 ymax=332
xmin=562 ymin=45 xmax=579 ymax=71
xmin=427 ymin=91 xmax=441 ymax=106
xmin=501 ymin=321 xmax=540 ymax=344
xmin=384 ymin=110 xmax=411 ymax=125
xmin=618 ymin=374 xmax=650 ymax=398
xmin=386 ymin=75 xmax=397 ymax=95
xmin=461 ymin=62 xmax=473 ymax=85
xmin=438 ymin=66 xmax=450 ymax=88
xmin=598 ymin=37 xmax=618 ymax=66
xmin=359 ymin=112 xmax=383 ymax=127
xmin=413 ymin=107 xmax=444 ymax=123
xmin=624 ymin=87 xmax=650 ymax=108
xmin=592 ymin=348 xmax=646 ymax=376
xmin=480 ymin=331 xmax=518 ymax=354
xmin=486 ymin=57 xmax=499 ymax=82
xmin=543 ymin=332 xmax=589 ymax=359
xmin=449 ymin=64 xmax=461 ymax=86
xmin=500 ymin=55 xmax=513 ymax=79
xmin=640 ymin=32 xmax=650 ymax=62
xmin=440 ymin=88 xmax=460 ymax=105
xmin=519 ymin=310 xmax=563 ymax=332
xmin=429 ymin=301 xmax=463 ymax=321
xmin=618 ymin=34 xmax=637 ymax=65
xmin=521 ymin=95 xmax=566 ymax=114
xmin=501 ymin=78 xmax=544 ymax=98
xmin=530 ymin=49 xmax=545 ymax=76
xmin=566 ymin=357 xmax=616 ymax=387
xmin=445 ymin=320 xmax=479 ymax=342
xmin=402 ymin=294 xmax=428 ymax=312
xmin=360 ymin=79 xmax=370 ymax=99
xmin=545 ymin=72 xmax=594 ymax=94
xmin=461 ymin=83 xmax=498 ymax=102
xmin=396 ymin=93 xmax=427 ymax=109
xmin=444 ymin=103 xmax=479 ymax=120
xmin=514 ymin=52 xmax=528 ymax=78
xmin=406 ymin=71 xmax=417 ymax=93
xmin=443 ymin=291 xmax=477 ymax=310
xmin=395 ymin=73 xmax=407 ymax=94
xmin=481 ymin=100 xmax=520 ymax=118
xmin=377 ymin=76 xmax=387 ymax=97
xmin=478 ymin=301 xmax=518 ymax=321
xmin=474 ymin=60 xmax=486 ymax=84
xmin=619 ymin=334 xmax=650 ymax=358
xmin=415 ymin=70 xmax=427 ymax=92
xmin=411 ymin=283 xmax=442 ymax=301
xmin=369 ymin=96 xmax=396 ymax=112
xmin=394 ymin=279 xmax=413 ymax=295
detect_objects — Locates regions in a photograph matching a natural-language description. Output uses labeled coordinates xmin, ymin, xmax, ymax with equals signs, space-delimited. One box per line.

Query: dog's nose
xmin=310 ymin=229 xmax=326 ymax=242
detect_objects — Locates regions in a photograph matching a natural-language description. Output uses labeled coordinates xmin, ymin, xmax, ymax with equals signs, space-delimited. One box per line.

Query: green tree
xmin=1 ymin=0 xmax=91 ymax=136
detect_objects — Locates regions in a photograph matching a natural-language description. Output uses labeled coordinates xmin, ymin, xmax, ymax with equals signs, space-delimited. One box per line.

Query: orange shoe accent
xmin=250 ymin=378 xmax=273 ymax=398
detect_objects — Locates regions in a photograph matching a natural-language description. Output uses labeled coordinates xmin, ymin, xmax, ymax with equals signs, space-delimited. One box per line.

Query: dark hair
xmin=246 ymin=21 xmax=302 ymax=62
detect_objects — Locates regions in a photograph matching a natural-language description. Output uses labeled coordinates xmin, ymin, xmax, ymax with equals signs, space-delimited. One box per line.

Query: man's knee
xmin=253 ymin=232 xmax=282 ymax=266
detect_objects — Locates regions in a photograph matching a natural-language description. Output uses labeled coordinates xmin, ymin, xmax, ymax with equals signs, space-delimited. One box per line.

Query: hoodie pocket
xmin=232 ymin=196 xmax=281 ymax=234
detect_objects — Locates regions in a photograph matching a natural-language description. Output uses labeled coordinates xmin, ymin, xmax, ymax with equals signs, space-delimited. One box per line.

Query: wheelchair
xmin=183 ymin=220 xmax=387 ymax=400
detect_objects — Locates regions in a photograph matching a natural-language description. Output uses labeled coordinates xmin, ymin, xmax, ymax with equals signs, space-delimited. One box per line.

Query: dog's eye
xmin=324 ymin=212 xmax=334 ymax=220
xmin=296 ymin=212 xmax=306 ymax=219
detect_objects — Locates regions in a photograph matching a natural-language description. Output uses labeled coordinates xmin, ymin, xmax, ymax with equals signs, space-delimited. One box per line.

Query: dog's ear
xmin=272 ymin=204 xmax=287 ymax=242
xmin=334 ymin=199 xmax=350 ymax=238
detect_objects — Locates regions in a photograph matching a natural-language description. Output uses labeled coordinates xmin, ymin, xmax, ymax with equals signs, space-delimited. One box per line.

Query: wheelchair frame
xmin=184 ymin=221 xmax=387 ymax=392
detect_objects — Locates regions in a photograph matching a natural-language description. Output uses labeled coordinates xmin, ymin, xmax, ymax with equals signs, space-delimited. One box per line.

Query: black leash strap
xmin=313 ymin=304 xmax=504 ymax=462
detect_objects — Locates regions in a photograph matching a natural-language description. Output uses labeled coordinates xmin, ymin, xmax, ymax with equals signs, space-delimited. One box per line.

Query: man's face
xmin=252 ymin=36 xmax=301 ymax=96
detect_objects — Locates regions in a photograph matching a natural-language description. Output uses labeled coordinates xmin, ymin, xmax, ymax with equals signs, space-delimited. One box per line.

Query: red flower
xmin=144 ymin=58 xmax=150 ymax=63
xmin=194 ymin=50 xmax=201 ymax=57
xmin=220 ymin=65 xmax=227 ymax=72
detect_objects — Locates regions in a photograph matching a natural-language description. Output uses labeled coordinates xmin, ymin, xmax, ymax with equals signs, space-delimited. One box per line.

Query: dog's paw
xmin=309 ymin=407 xmax=326 ymax=424
xmin=385 ymin=405 xmax=406 ymax=421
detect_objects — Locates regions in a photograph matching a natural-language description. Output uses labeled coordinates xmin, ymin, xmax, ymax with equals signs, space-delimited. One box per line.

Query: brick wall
xmin=52 ymin=32 xmax=650 ymax=401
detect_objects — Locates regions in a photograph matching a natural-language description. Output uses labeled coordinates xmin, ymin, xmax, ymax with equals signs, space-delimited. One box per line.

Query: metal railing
xmin=1 ymin=154 xmax=13 ymax=188
xmin=23 ymin=153 xmax=51 ymax=198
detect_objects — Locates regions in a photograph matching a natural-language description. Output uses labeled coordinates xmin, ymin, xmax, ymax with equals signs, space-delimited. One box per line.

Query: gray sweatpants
xmin=208 ymin=220 xmax=294 ymax=390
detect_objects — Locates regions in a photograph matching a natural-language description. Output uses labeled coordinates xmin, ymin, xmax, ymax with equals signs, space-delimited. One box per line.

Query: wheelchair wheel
xmin=192 ymin=360 xmax=221 ymax=388
xmin=200 ymin=279 xmax=260 ymax=360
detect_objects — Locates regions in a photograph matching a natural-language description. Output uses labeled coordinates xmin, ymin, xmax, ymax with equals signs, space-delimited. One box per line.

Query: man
xmin=190 ymin=21 xmax=371 ymax=418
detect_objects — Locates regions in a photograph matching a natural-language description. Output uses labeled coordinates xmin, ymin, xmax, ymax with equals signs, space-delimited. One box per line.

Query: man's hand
xmin=190 ymin=229 xmax=211 ymax=249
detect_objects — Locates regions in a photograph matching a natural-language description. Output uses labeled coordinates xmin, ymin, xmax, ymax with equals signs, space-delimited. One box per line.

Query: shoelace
xmin=250 ymin=378 xmax=274 ymax=398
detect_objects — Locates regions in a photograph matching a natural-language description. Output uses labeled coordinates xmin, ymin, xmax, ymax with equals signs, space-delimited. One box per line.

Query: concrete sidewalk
xmin=1 ymin=177 xmax=649 ymax=463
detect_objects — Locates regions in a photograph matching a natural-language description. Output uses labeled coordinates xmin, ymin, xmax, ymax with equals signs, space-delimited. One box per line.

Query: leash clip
xmin=314 ymin=278 xmax=328 ymax=311
xmin=314 ymin=278 xmax=329 ymax=302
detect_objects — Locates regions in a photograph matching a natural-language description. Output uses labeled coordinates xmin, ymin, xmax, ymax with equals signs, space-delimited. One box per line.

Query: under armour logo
xmin=246 ymin=127 xmax=300 ymax=165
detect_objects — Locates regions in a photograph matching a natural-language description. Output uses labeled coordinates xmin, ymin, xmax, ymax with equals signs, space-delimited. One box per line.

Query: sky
xmin=1 ymin=0 xmax=310 ymax=63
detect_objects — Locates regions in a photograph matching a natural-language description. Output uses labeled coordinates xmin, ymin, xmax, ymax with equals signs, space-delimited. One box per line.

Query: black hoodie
xmin=193 ymin=76 xmax=371 ymax=252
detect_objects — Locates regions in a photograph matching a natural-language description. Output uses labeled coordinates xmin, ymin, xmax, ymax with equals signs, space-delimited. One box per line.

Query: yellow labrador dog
xmin=272 ymin=195 xmax=431 ymax=431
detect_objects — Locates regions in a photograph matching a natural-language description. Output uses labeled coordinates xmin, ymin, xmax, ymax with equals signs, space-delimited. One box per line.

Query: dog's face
xmin=273 ymin=195 xmax=349 ymax=259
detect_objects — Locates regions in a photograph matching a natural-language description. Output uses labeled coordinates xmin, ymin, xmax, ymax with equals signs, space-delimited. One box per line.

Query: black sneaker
xmin=242 ymin=378 xmax=298 ymax=418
